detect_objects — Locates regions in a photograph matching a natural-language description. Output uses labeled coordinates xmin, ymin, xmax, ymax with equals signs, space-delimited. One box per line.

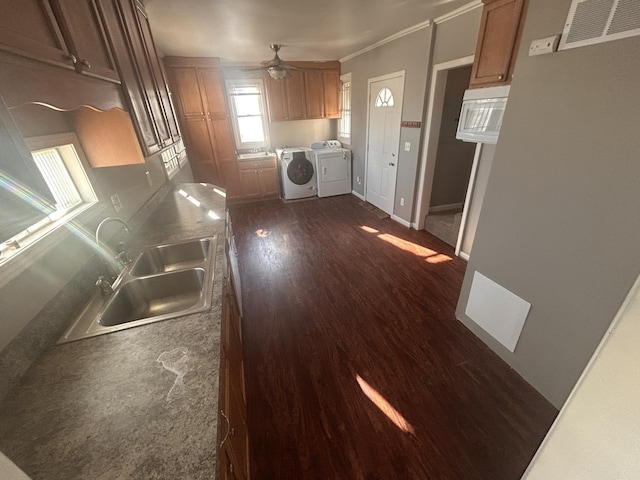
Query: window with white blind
xmin=226 ymin=79 xmax=270 ymax=150
xmin=338 ymin=73 xmax=352 ymax=145
xmin=1 ymin=133 xmax=98 ymax=264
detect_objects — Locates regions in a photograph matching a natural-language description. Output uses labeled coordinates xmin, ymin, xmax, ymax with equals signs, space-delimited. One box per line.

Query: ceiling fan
xmin=234 ymin=44 xmax=316 ymax=80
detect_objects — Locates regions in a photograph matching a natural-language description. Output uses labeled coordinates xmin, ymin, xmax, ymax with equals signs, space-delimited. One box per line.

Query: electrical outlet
xmin=529 ymin=35 xmax=560 ymax=56
xmin=404 ymin=142 xmax=411 ymax=152
xmin=145 ymin=171 xmax=153 ymax=187
xmin=400 ymin=197 xmax=405 ymax=206
xmin=356 ymin=176 xmax=362 ymax=185
xmin=110 ymin=193 xmax=122 ymax=213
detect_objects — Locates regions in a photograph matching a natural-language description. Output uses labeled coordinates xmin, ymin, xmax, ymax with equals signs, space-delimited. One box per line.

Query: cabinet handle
xmin=498 ymin=74 xmax=504 ymax=80
xmin=67 ymin=54 xmax=78 ymax=65
xmin=229 ymin=462 xmax=234 ymax=474
xmin=80 ymin=59 xmax=91 ymax=70
xmin=200 ymin=112 xmax=204 ymax=115
xmin=219 ymin=409 xmax=231 ymax=448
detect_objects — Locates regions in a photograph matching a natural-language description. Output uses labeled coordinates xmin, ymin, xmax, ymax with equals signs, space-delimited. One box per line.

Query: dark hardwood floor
xmin=228 ymin=195 xmax=557 ymax=480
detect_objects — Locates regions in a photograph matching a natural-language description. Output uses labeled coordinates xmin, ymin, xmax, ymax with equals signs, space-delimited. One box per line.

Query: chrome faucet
xmin=95 ymin=217 xmax=132 ymax=293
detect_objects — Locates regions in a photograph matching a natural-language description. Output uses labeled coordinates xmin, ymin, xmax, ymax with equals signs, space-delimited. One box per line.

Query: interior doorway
xmin=424 ymin=65 xmax=475 ymax=247
xmin=365 ymin=71 xmax=405 ymax=215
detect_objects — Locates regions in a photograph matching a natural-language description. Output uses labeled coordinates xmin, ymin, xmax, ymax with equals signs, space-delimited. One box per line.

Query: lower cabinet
xmin=237 ymin=158 xmax=279 ymax=200
xmin=220 ymin=215 xmax=250 ymax=480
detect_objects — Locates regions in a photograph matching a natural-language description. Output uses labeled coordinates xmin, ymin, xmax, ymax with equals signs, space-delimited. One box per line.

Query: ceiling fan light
xmin=267 ymin=67 xmax=287 ymax=80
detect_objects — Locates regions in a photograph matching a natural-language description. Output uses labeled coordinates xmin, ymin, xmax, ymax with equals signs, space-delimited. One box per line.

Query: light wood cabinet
xmin=219 ymin=214 xmax=250 ymax=480
xmin=264 ymin=61 xmax=340 ymax=122
xmin=165 ymin=57 xmax=242 ymax=197
xmin=469 ymin=0 xmax=527 ymax=88
xmin=237 ymin=158 xmax=279 ymax=199
xmin=0 ymin=0 xmax=119 ymax=83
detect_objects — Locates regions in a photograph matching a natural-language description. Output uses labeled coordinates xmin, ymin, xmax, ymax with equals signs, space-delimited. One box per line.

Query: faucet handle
xmin=115 ymin=242 xmax=132 ymax=265
xmin=95 ymin=276 xmax=114 ymax=296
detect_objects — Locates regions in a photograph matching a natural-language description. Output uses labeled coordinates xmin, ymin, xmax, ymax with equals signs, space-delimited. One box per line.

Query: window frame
xmin=0 ymin=132 xmax=104 ymax=284
xmin=338 ymin=73 xmax=352 ymax=145
xmin=225 ymin=79 xmax=270 ymax=151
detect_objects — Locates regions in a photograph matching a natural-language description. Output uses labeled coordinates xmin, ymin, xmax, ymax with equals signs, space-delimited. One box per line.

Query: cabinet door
xmin=238 ymin=168 xmax=261 ymax=198
xmin=322 ymin=69 xmax=341 ymax=118
xmin=181 ymin=116 xmax=220 ymax=184
xmin=0 ymin=0 xmax=72 ymax=69
xmin=210 ymin=116 xmax=236 ymax=164
xmin=54 ymin=0 xmax=119 ymax=82
xmin=469 ymin=0 xmax=526 ymax=87
xmin=263 ymin=73 xmax=288 ymax=122
xmin=169 ymin=66 xmax=206 ymax=117
xmin=285 ymin=70 xmax=306 ymax=120
xmin=304 ymin=70 xmax=325 ymax=119
xmin=133 ymin=1 xmax=172 ymax=147
xmin=199 ymin=68 xmax=228 ymax=117
xmin=258 ymin=167 xmax=279 ymax=197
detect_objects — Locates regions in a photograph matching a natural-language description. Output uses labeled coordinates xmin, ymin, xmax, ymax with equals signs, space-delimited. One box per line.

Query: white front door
xmin=365 ymin=73 xmax=404 ymax=215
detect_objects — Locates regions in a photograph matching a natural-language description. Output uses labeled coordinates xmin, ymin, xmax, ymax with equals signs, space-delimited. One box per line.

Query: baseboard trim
xmin=458 ymin=251 xmax=470 ymax=261
xmin=351 ymin=190 xmax=365 ymax=201
xmin=429 ymin=202 xmax=464 ymax=213
xmin=391 ymin=215 xmax=411 ymax=228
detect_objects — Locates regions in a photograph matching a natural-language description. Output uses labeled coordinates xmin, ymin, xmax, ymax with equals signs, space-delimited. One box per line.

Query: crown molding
xmin=340 ymin=19 xmax=431 ymax=63
xmin=433 ymin=0 xmax=482 ymax=25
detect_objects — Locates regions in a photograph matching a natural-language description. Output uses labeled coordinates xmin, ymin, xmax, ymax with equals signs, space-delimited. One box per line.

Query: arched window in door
xmin=375 ymin=87 xmax=394 ymax=107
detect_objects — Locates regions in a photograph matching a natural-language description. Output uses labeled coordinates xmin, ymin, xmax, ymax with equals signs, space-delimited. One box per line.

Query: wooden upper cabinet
xmin=263 ymin=74 xmax=288 ymax=122
xmin=199 ymin=68 xmax=227 ymax=117
xmin=170 ymin=67 xmax=206 ymax=117
xmin=285 ymin=70 xmax=306 ymax=120
xmin=0 ymin=0 xmax=119 ymax=82
xmin=322 ymin=69 xmax=340 ymax=118
xmin=264 ymin=61 xmax=340 ymax=122
xmin=304 ymin=71 xmax=325 ymax=119
xmin=0 ymin=0 xmax=71 ymax=68
xmin=54 ymin=0 xmax=119 ymax=82
xmin=469 ymin=0 xmax=527 ymax=88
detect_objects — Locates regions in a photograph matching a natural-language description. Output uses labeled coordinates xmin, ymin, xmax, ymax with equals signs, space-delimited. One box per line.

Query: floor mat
xmin=358 ymin=201 xmax=389 ymax=219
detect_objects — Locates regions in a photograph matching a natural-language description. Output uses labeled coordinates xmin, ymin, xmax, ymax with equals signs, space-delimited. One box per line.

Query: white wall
xmin=522 ymin=274 xmax=640 ymax=479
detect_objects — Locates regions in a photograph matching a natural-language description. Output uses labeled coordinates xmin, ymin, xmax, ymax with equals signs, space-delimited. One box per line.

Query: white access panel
xmin=465 ymin=271 xmax=531 ymax=352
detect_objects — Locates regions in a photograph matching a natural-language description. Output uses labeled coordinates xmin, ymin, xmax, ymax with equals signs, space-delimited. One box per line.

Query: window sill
xmin=0 ymin=202 xmax=109 ymax=290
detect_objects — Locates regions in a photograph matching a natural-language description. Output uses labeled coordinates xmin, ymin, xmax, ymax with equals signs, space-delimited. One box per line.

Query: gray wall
xmin=341 ymin=27 xmax=434 ymax=221
xmin=429 ymin=65 xmax=475 ymax=208
xmin=456 ymin=0 xmax=640 ymax=408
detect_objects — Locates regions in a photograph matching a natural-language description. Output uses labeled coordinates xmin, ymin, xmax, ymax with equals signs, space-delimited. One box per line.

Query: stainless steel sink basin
xmin=59 ymin=236 xmax=217 ymax=343
xmin=100 ymin=268 xmax=206 ymax=326
xmin=130 ymin=238 xmax=211 ymax=276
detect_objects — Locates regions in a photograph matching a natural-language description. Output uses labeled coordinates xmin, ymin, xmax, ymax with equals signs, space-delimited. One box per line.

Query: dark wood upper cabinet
xmin=304 ymin=70 xmax=325 ymax=120
xmin=469 ymin=0 xmax=528 ymax=88
xmin=322 ymin=69 xmax=340 ymax=118
xmin=199 ymin=68 xmax=227 ymax=117
xmin=0 ymin=0 xmax=119 ymax=82
xmin=0 ymin=0 xmax=71 ymax=69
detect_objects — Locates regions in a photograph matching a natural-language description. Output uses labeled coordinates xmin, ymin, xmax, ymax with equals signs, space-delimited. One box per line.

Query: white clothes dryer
xmin=277 ymin=148 xmax=317 ymax=199
xmin=309 ymin=141 xmax=352 ymax=198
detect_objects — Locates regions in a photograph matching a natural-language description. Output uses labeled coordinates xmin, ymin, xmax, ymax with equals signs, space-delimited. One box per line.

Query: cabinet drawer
xmin=236 ymin=158 xmax=276 ymax=171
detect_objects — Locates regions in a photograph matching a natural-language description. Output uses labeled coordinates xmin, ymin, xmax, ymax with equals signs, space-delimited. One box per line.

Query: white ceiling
xmin=144 ymin=0 xmax=471 ymax=64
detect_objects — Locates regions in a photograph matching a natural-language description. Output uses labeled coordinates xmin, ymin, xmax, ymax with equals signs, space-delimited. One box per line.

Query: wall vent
xmin=558 ymin=0 xmax=640 ymax=50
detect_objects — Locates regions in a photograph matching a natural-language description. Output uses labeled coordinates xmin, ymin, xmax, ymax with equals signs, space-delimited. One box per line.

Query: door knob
xmin=389 ymin=162 xmax=395 ymax=166
xmin=392 ymin=153 xmax=396 ymax=157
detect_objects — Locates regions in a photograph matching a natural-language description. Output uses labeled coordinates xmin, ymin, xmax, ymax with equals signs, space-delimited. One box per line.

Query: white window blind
xmin=338 ymin=78 xmax=351 ymax=144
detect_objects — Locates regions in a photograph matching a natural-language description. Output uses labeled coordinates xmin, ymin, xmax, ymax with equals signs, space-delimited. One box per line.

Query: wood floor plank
xmin=229 ymin=195 xmax=557 ymax=480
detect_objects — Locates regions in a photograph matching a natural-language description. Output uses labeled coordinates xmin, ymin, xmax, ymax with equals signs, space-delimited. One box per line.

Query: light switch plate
xmin=529 ymin=35 xmax=560 ymax=56
xmin=404 ymin=142 xmax=411 ymax=151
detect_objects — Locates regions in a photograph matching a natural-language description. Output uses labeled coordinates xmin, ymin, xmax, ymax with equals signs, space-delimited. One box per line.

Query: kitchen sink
xmin=130 ymin=238 xmax=211 ymax=276
xmin=59 ymin=236 xmax=217 ymax=343
xmin=100 ymin=268 xmax=206 ymax=326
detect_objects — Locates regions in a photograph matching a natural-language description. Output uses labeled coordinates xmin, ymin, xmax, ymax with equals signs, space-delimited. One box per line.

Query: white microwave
xmin=456 ymin=85 xmax=510 ymax=144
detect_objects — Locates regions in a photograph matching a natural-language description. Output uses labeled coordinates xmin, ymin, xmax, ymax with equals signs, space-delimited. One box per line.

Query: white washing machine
xmin=309 ymin=140 xmax=352 ymax=198
xmin=276 ymin=147 xmax=317 ymax=199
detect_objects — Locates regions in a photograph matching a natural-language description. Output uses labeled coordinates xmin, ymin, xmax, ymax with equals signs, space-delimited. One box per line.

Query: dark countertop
xmin=0 ymin=184 xmax=226 ymax=479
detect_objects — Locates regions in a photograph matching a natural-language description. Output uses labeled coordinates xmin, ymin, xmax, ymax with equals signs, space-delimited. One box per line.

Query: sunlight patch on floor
xmin=360 ymin=226 xmax=452 ymax=263
xmin=356 ymin=375 xmax=415 ymax=435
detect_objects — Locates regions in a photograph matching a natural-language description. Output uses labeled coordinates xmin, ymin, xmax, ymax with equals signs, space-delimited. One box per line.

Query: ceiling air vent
xmin=558 ymin=0 xmax=640 ymax=50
